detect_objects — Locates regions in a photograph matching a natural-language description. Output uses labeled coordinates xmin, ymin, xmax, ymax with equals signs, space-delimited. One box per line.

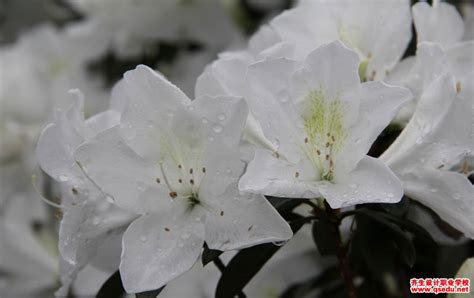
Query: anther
xmin=202 ymin=167 xmax=206 ymax=173
xmin=169 ymin=192 xmax=177 ymax=199
xmin=71 ymin=187 xmax=78 ymax=195
xmin=164 ymin=227 xmax=170 ymax=232
xmin=220 ymin=210 xmax=224 ymax=216
xmin=178 ymin=179 xmax=182 ymax=183
xmin=248 ymin=225 xmax=253 ymax=231
xmin=189 ymin=168 xmax=193 ymax=174
xmin=331 ymin=136 xmax=335 ymax=142
xmin=295 ymin=172 xmax=299 ymax=178
xmin=325 ymin=142 xmax=330 ymax=147
xmin=190 ymin=179 xmax=194 ymax=185
xmin=156 ymin=178 xmax=161 ymax=184
xmin=178 ymin=164 xmax=182 ymax=169
xmin=274 ymin=152 xmax=280 ymax=158
xmin=304 ymin=137 xmax=308 ymax=143
xmin=325 ymin=154 xmax=330 ymax=160
xmin=456 ymin=81 xmax=461 ymax=94
xmin=316 ymin=150 xmax=321 ymax=155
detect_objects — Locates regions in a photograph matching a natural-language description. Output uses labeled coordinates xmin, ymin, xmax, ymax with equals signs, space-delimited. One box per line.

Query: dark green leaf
xmin=267 ymin=196 xmax=303 ymax=213
xmin=202 ymin=244 xmax=223 ymax=266
xmin=353 ymin=209 xmax=416 ymax=267
xmin=311 ymin=212 xmax=337 ymax=256
xmin=96 ymin=270 xmax=125 ymax=298
xmin=135 ymin=286 xmax=165 ymax=298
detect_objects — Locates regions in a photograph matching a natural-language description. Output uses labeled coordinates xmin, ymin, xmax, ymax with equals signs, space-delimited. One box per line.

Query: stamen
xmin=295 ymin=172 xmax=299 ymax=178
xmin=456 ymin=81 xmax=461 ymax=94
xmin=71 ymin=187 xmax=78 ymax=195
xmin=178 ymin=164 xmax=182 ymax=169
xmin=164 ymin=227 xmax=170 ymax=232
xmin=190 ymin=179 xmax=194 ymax=185
xmin=304 ymin=137 xmax=308 ymax=143
xmin=156 ymin=178 xmax=161 ymax=184
xmin=159 ymin=162 xmax=177 ymax=195
xmin=274 ymin=152 xmax=280 ymax=158
xmin=325 ymin=154 xmax=330 ymax=160
xmin=189 ymin=168 xmax=193 ymax=174
xmin=169 ymin=192 xmax=177 ymax=199
xmin=248 ymin=225 xmax=253 ymax=231
xmin=220 ymin=210 xmax=224 ymax=216
xmin=178 ymin=179 xmax=182 ymax=183
xmin=202 ymin=167 xmax=206 ymax=173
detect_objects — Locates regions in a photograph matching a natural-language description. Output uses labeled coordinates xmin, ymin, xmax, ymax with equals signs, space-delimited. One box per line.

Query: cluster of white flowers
xmin=1 ymin=0 xmax=473 ymax=296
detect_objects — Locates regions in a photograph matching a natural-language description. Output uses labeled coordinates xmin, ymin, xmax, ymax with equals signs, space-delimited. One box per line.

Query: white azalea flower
xmin=238 ymin=41 xmax=412 ymax=208
xmin=412 ymin=0 xmax=465 ymax=48
xmin=0 ymin=25 xmax=109 ymax=161
xmin=381 ymin=44 xmax=474 ymax=238
xmin=67 ymin=0 xmax=241 ymax=57
xmin=387 ymin=40 xmax=474 ymax=124
xmin=73 ymin=65 xmax=292 ymax=293
xmin=270 ymin=0 xmax=412 ymax=81
xmin=0 ymin=192 xmax=58 ymax=297
xmin=36 ymin=91 xmax=135 ymax=295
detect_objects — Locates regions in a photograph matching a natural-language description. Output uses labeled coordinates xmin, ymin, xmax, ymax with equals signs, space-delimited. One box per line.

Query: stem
xmin=213 ymin=257 xmax=247 ymax=298
xmin=324 ymin=202 xmax=357 ymax=298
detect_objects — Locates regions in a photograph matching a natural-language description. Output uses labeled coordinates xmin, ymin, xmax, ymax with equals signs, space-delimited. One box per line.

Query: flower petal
xmin=320 ymin=156 xmax=403 ymax=208
xmin=120 ymin=212 xmax=205 ymax=293
xmin=120 ymin=65 xmax=190 ymax=160
xmin=74 ymin=127 xmax=164 ymax=214
xmin=203 ymin=184 xmax=292 ymax=251
xmin=413 ymin=2 xmax=464 ymax=47
xmin=336 ymin=81 xmax=412 ymax=174
xmin=403 ymin=168 xmax=474 ymax=239
xmin=239 ymin=149 xmax=320 ymax=199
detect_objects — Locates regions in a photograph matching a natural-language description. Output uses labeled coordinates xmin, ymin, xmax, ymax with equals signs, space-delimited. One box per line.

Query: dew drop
xmin=140 ymin=235 xmax=148 ymax=243
xmin=59 ymin=174 xmax=69 ymax=182
xmin=212 ymin=124 xmax=223 ymax=133
xmin=218 ymin=113 xmax=226 ymax=121
xmin=106 ymin=196 xmax=115 ymax=204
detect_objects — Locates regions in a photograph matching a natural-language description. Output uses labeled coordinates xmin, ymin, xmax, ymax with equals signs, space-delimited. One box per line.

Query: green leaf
xmin=311 ymin=212 xmax=337 ymax=256
xmin=215 ymin=214 xmax=305 ymax=298
xmin=353 ymin=209 xmax=416 ymax=267
xmin=96 ymin=270 xmax=125 ymax=298
xmin=267 ymin=196 xmax=303 ymax=213
xmin=135 ymin=287 xmax=165 ymax=298
xmin=202 ymin=243 xmax=223 ymax=266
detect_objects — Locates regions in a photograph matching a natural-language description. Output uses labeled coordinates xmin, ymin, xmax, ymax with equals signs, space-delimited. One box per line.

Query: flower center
xmin=302 ymin=90 xmax=346 ymax=181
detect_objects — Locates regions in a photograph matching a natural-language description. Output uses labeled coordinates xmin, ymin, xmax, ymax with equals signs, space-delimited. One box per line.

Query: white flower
xmin=238 ymin=41 xmax=412 ymax=208
xmin=387 ymin=40 xmax=474 ymax=124
xmin=73 ymin=65 xmax=292 ymax=293
xmin=381 ymin=44 xmax=474 ymax=239
xmin=67 ymin=0 xmax=241 ymax=57
xmin=412 ymin=0 xmax=465 ymax=48
xmin=0 ymin=25 xmax=109 ymax=161
xmin=270 ymin=0 xmax=412 ymax=81
xmin=36 ymin=91 xmax=135 ymax=294
xmin=0 ymin=192 xmax=58 ymax=297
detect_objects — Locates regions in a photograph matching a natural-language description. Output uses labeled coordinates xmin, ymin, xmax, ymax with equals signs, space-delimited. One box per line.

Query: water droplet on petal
xmin=218 ymin=113 xmax=226 ymax=121
xmin=212 ymin=124 xmax=223 ymax=133
xmin=140 ymin=235 xmax=148 ymax=243
xmin=106 ymin=196 xmax=115 ymax=204
xmin=59 ymin=174 xmax=69 ymax=182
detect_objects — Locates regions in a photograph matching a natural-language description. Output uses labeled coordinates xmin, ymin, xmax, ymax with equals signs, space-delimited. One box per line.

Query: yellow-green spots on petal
xmin=302 ymin=90 xmax=346 ymax=181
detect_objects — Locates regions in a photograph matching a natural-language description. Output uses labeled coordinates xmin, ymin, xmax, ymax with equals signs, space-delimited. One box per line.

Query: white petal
xmin=203 ymin=185 xmax=292 ymax=251
xmin=413 ymin=2 xmax=464 ymax=47
xmin=403 ymin=168 xmax=474 ymax=239
xmin=291 ymin=41 xmax=361 ymax=107
xmin=320 ymin=156 xmax=403 ymax=209
xmin=36 ymin=92 xmax=85 ymax=186
xmin=239 ymin=149 xmax=321 ymax=199
xmin=74 ymin=127 xmax=164 ymax=214
xmin=120 ymin=212 xmax=205 ymax=293
xmin=174 ymin=95 xmax=249 ymax=148
xmin=120 ymin=65 xmax=190 ymax=160
xmin=195 ymin=58 xmax=248 ymax=98
xmin=381 ymin=74 xmax=457 ymax=167
xmin=336 ymin=81 xmax=412 ymax=174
